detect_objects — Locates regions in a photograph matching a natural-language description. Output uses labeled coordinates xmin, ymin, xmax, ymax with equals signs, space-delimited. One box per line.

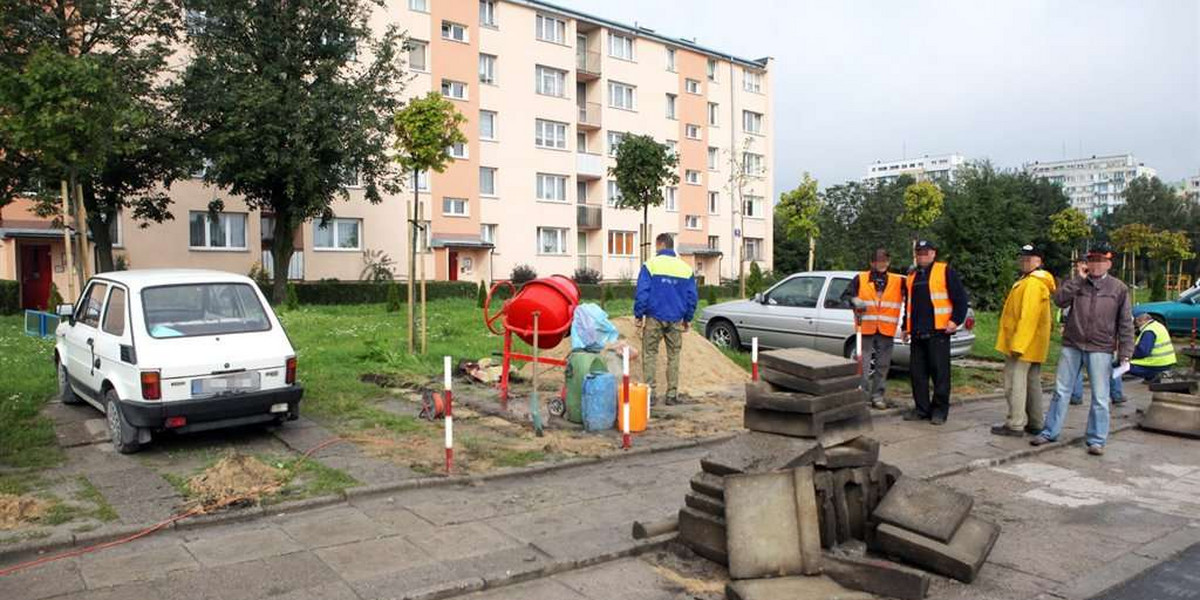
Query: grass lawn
xmin=0 ymin=316 xmax=61 ymax=469
xmin=969 ymin=310 xmax=1063 ymax=367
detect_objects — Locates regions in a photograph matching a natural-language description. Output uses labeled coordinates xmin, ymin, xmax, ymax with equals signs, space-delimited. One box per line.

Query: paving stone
xmin=87 ymin=467 xmax=180 ymax=504
xmin=758 ymin=347 xmax=860 ymax=380
xmin=744 ymin=403 xmax=868 ymax=438
xmin=690 ymin=471 xmax=725 ymax=499
xmin=313 ymin=534 xmax=432 ymax=581
xmin=869 ymin=461 xmax=903 ymax=501
xmin=152 ymin=551 xmax=342 ymax=600
xmin=813 ymin=470 xmax=838 ymax=549
xmin=822 ymin=552 xmax=931 ymax=600
xmin=745 ymin=382 xmax=867 ymax=414
xmin=408 ymin=521 xmax=523 ymax=561
xmin=875 ymin=516 xmax=1001 ymax=583
xmin=0 ymin=557 xmax=85 ymax=600
xmin=793 ymin=465 xmax=824 ymax=575
xmin=679 ymin=507 xmax=728 ymax=565
xmin=1140 ymin=392 xmax=1200 ymax=438
xmin=700 ymin=431 xmax=825 ymax=476
xmin=532 ymin=524 xmax=642 ymax=565
xmin=80 ymin=538 xmax=199 ymax=588
xmin=761 ymin=367 xmax=860 ymax=395
xmin=872 ymin=476 xmax=973 ymax=543
xmin=464 ymin=577 xmax=587 ymax=600
xmin=821 ymin=437 xmax=880 ymax=469
xmin=184 ymin=526 xmax=301 ymax=567
xmin=277 ymin=505 xmax=391 ymax=549
xmin=556 ymin=558 xmax=680 ymax=600
xmin=349 ymin=561 xmax=483 ymax=600
xmin=725 ymin=575 xmax=875 ymax=600
xmin=51 ymin=582 xmax=166 ymax=600
xmin=725 ymin=471 xmax=805 ymax=579
xmin=685 ymin=491 xmax=725 ymax=518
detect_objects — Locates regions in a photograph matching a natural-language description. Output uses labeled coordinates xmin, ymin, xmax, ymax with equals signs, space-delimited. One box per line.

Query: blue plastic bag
xmin=570 ymin=303 xmax=619 ymax=352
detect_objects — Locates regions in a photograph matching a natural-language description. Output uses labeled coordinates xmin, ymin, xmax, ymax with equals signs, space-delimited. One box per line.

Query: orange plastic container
xmin=617 ymin=383 xmax=650 ymax=433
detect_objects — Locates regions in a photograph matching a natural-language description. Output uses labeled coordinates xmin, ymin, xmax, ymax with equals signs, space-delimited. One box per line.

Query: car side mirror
xmin=753 ymin=292 xmax=765 ymax=303
xmin=1184 ymin=297 xmax=1196 ymax=305
xmin=56 ymin=303 xmax=75 ymax=323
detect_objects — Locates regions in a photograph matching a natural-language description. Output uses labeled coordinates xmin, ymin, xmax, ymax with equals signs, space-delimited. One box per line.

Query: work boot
xmin=990 ymin=425 xmax=1023 ymax=437
xmin=664 ymin=395 xmax=681 ymax=406
xmin=1030 ymin=435 xmax=1053 ymax=446
xmin=1112 ymin=396 xmax=1127 ymax=405
xmin=1069 ymin=396 xmax=1083 ymax=405
xmin=901 ymin=410 xmax=929 ymax=421
xmin=1087 ymin=444 xmax=1105 ymax=456
xmin=930 ymin=415 xmax=946 ymax=426
xmin=871 ymin=398 xmax=889 ymax=410
xmin=1024 ymin=425 xmax=1043 ymax=435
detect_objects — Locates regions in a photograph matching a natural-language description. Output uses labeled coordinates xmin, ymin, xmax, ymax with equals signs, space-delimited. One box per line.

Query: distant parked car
xmin=55 ymin=269 xmax=302 ymax=453
xmin=696 ymin=270 xmax=976 ymax=368
xmin=1134 ymin=284 xmax=1200 ymax=334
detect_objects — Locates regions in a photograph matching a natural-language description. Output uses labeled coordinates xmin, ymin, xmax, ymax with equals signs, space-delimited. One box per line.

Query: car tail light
xmin=285 ymin=357 xmax=297 ymax=385
xmin=964 ymin=316 xmax=975 ymax=331
xmin=141 ymin=371 xmax=161 ymax=400
xmin=165 ymin=416 xmax=186 ymax=429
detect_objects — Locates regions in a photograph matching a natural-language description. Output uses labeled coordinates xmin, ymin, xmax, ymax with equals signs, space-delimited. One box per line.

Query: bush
xmin=48 ymin=283 xmax=64 ymax=310
xmin=0 ymin=279 xmax=18 ymax=315
xmin=387 ymin=282 xmax=402 ymax=312
xmin=706 ymin=285 xmax=718 ymax=306
xmin=1150 ymin=268 xmax=1166 ymax=302
xmin=573 ymin=267 xmax=601 ymax=285
xmin=476 ymin=281 xmax=487 ymax=308
xmin=262 ymin=280 xmax=479 ymax=305
xmin=511 ymin=264 xmax=537 ymax=286
xmin=285 ymin=283 xmax=300 ymax=311
xmin=746 ymin=262 xmax=767 ymax=296
xmin=601 ymin=284 xmax=613 ymax=309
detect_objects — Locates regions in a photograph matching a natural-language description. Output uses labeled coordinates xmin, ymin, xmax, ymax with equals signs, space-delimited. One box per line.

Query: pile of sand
xmin=187 ymin=454 xmax=285 ymax=509
xmin=517 ymin=316 xmax=749 ymax=398
xmin=0 ymin=494 xmax=48 ymax=529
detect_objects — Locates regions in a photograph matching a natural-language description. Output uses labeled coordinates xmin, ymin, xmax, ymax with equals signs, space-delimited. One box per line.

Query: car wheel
xmin=58 ymin=362 xmax=83 ymax=405
xmin=707 ymin=320 xmax=741 ymax=349
xmin=105 ymin=389 xmax=143 ymax=454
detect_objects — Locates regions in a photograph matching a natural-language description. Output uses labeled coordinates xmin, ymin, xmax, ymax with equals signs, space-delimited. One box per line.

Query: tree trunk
xmin=68 ymin=169 xmax=87 ymax=293
xmin=407 ymin=185 xmax=416 ymax=354
xmin=807 ymin=235 xmax=815 ymax=271
xmin=271 ymin=210 xmax=293 ymax=305
xmin=641 ymin=204 xmax=649 ymax=264
xmin=83 ymin=184 xmax=115 ymax=274
xmin=60 ymin=180 xmax=76 ymax=301
xmin=418 ymin=195 xmax=427 ymax=355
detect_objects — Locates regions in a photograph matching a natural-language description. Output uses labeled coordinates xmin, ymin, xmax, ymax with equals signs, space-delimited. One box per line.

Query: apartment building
xmin=4 ymin=0 xmax=773 ymax=309
xmin=1183 ymin=172 xmax=1200 ymax=203
xmin=1025 ymin=154 xmax=1157 ymax=218
xmin=864 ymin=154 xmax=965 ymax=185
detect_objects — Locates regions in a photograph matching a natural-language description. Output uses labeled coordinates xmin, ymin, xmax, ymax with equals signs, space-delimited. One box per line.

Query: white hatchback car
xmin=55 ymin=269 xmax=302 ymax=453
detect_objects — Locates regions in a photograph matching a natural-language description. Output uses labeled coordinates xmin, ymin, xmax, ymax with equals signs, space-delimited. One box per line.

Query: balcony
xmin=577 ymin=254 xmax=602 ymax=272
xmin=576 ymin=151 xmax=605 ymax=180
xmin=576 ymin=50 xmax=601 ymax=80
xmin=577 ymin=205 xmax=603 ymax=230
xmin=578 ymin=102 xmax=601 ymax=131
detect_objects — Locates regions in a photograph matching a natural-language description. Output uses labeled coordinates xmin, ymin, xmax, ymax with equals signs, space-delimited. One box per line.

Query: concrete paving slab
xmin=823 ymin=552 xmax=931 ymax=600
xmin=872 ymin=476 xmax=974 ymax=543
xmin=833 ymin=467 xmax=874 ymax=543
xmin=725 ymin=575 xmax=875 ymax=600
xmin=87 ymin=467 xmax=180 ymax=504
xmin=184 ymin=526 xmax=301 ymax=567
xmin=875 ymin=516 xmax=1001 ymax=583
xmin=793 ymin=466 xmax=823 ymax=575
xmin=691 ymin=471 xmax=725 ymax=499
xmin=0 ymin=558 xmax=85 ymax=600
xmin=278 ymin=505 xmax=395 ymax=549
xmin=313 ymin=534 xmax=431 ymax=581
xmin=349 ymin=496 xmax=437 ymax=535
xmin=679 ymin=507 xmax=728 ymax=565
xmin=349 ymin=561 xmax=483 ymax=600
xmin=813 ymin=470 xmax=838 ymax=549
xmin=79 ymin=538 xmax=199 ymax=588
xmin=700 ymin=431 xmax=824 ymax=476
xmin=815 ymin=413 xmax=874 ymax=448
xmin=685 ymin=491 xmax=725 ymax=518
xmin=532 ymin=523 xmax=641 ymax=565
xmin=1140 ymin=392 xmax=1200 ymax=438
xmin=745 ymin=382 xmax=866 ymax=414
xmin=759 ymin=347 xmax=860 ymax=380
xmin=1091 ymin=541 xmax=1200 ymax=600
xmin=407 ymin=521 xmax=523 ymax=561
xmin=151 ymin=551 xmax=341 ymax=600
xmin=743 ymin=403 xmax=868 ymax=438
xmin=261 ymin=581 xmax=361 ymax=600
xmin=982 ymin=517 xmax=1140 ymax=585
xmin=761 ymin=367 xmax=860 ymax=395
xmin=724 ymin=471 xmax=804 ymax=579
xmin=926 ymin=561 xmax=1057 ymax=600
xmin=49 ymin=582 xmax=165 ymax=600
xmin=821 ymin=437 xmax=880 ymax=469
xmin=459 ymin=577 xmax=586 ymax=600
xmin=555 ymin=556 xmax=680 ymax=600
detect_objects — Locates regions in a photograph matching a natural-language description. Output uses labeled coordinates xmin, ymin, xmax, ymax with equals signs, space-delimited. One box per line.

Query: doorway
xmin=448 ymin=251 xmax=459 ymax=281
xmin=20 ymin=244 xmax=52 ymax=310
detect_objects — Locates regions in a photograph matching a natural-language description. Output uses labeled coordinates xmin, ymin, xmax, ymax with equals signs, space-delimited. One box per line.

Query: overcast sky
xmin=553 ymin=0 xmax=1200 ymax=194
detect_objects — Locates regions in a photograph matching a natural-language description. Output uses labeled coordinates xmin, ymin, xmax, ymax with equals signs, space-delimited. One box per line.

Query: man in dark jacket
xmin=902 ymin=240 xmax=970 ymax=425
xmin=635 ymin=233 xmax=698 ymax=405
xmin=1032 ymin=243 xmax=1134 ymax=455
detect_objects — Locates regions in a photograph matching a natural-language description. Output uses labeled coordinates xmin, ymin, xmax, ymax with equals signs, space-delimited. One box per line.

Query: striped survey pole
xmin=444 ymin=356 xmax=454 ymax=474
xmin=751 ymin=337 xmax=759 ymax=381
xmin=622 ymin=345 xmax=631 ymax=450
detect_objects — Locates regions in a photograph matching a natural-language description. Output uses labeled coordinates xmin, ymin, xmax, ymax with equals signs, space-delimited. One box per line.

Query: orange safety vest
xmin=905 ymin=262 xmax=952 ymax=333
xmin=857 ymin=272 xmax=904 ymax=337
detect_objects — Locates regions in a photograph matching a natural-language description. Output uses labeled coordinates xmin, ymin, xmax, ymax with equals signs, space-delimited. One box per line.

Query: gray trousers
xmin=1002 ymin=356 xmax=1044 ymax=431
xmin=862 ymin=334 xmax=895 ymax=403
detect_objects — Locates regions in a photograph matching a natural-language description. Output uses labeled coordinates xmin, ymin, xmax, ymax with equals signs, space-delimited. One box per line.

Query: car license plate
xmin=192 ymin=372 xmax=261 ymax=397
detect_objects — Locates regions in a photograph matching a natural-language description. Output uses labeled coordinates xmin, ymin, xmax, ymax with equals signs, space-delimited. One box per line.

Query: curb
xmin=926 ymin=418 xmax=1140 ymax=480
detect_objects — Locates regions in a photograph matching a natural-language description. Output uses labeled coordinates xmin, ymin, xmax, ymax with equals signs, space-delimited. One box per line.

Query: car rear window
xmin=142 ymin=283 xmax=271 ymax=338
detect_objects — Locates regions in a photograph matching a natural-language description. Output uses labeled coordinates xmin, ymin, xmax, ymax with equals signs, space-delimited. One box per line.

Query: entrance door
xmin=448 ymin=251 xmax=459 ymax=281
xmin=20 ymin=245 xmax=52 ymax=310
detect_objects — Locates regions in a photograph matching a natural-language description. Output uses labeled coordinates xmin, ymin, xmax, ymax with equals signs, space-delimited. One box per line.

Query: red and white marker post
xmin=621 ymin=345 xmax=631 ymax=450
xmin=751 ymin=337 xmax=759 ymax=381
xmin=443 ymin=356 xmax=454 ymax=474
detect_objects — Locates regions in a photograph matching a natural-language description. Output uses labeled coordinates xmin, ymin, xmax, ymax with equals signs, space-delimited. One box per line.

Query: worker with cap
xmin=902 ymin=240 xmax=970 ymax=425
xmin=841 ymin=247 xmax=907 ymax=409
xmin=635 ymin=233 xmax=698 ymax=406
xmin=991 ymin=244 xmax=1057 ymax=436
xmin=1110 ymin=312 xmax=1175 ymax=404
xmin=1032 ymin=242 xmax=1133 ymax=456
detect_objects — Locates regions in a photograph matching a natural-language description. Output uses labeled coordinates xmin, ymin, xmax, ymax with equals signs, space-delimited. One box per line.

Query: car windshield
xmin=142 ymin=283 xmax=271 ymax=338
xmin=1181 ymin=286 xmax=1200 ymax=303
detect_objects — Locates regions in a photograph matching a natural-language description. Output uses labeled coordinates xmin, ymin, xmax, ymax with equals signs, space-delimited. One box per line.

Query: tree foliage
xmin=393 ymin=92 xmax=468 ymax=175
xmin=898 ymin=180 xmax=944 ymax=236
xmin=778 ymin=173 xmax=821 ymax=240
xmin=1048 ymin=207 xmax=1091 ymax=258
xmin=609 ymin=134 xmax=679 ymax=262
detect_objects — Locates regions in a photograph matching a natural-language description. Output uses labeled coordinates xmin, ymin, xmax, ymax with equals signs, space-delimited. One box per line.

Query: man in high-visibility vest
xmin=841 ymin=248 xmax=906 ymax=410
xmin=1111 ymin=313 xmax=1175 ymax=404
xmin=902 ymin=240 xmax=970 ymax=425
xmin=635 ymin=233 xmax=698 ymax=406
xmin=991 ymin=244 xmax=1057 ymax=437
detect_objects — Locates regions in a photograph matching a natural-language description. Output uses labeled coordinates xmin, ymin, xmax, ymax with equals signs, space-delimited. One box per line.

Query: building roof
xmin=508 ymin=0 xmax=771 ymax=70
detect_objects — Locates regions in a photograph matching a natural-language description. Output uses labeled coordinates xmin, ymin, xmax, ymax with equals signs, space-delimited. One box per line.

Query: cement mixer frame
xmin=482 ymin=277 xmax=579 ymax=405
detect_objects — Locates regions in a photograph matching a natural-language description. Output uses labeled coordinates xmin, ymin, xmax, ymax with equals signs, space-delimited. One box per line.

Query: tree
xmin=393 ymin=92 xmax=468 ymax=353
xmin=178 ymin=0 xmax=405 ymax=305
xmin=777 ymin=173 xmax=821 ymax=271
xmin=1048 ymin=207 xmax=1090 ymax=261
xmin=746 ymin=262 xmax=766 ymax=296
xmin=610 ymin=134 xmax=680 ymax=263
xmin=898 ymin=180 xmax=945 ymax=260
xmin=1110 ymin=223 xmax=1155 ymax=286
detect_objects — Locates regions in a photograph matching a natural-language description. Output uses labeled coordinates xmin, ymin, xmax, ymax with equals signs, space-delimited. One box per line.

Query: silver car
xmin=697 ymin=270 xmax=976 ymax=368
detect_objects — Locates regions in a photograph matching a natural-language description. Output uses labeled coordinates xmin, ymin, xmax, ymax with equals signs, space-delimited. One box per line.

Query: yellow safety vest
xmin=905 ymin=262 xmax=952 ymax=333
xmin=857 ymin=272 xmax=904 ymax=337
xmin=1131 ymin=320 xmax=1175 ymax=368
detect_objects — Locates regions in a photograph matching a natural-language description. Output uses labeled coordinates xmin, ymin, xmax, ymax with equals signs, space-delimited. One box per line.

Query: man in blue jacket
xmin=635 ymin=233 xmax=698 ymax=406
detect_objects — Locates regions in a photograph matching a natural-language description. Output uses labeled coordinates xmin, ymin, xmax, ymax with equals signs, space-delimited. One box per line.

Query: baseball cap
xmin=1086 ymin=242 xmax=1114 ymax=260
xmin=1019 ymin=244 xmax=1043 ymax=258
xmin=915 ymin=240 xmax=937 ymax=252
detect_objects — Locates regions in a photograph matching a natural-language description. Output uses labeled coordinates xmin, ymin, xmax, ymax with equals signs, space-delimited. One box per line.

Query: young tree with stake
xmin=609 ymin=134 xmax=680 ymax=264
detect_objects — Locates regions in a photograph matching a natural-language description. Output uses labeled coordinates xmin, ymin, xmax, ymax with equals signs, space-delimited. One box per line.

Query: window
xmin=142 ymin=284 xmax=270 ymax=339
xmin=743 ymin=110 xmax=764 ymax=134
xmin=184 ymin=9 xmax=208 ymax=36
xmin=448 ymin=141 xmax=468 ymax=159
xmin=107 ymin=211 xmax=123 ymax=247
xmin=411 ymin=170 xmax=429 ymax=191
xmin=102 ymin=287 xmax=126 ymax=335
xmin=535 ymin=65 xmax=566 ymax=97
xmin=765 ymin=275 xmax=823 ymax=308
xmin=744 ymin=238 xmax=764 ymax=262
xmin=409 ymin=0 xmax=428 ymax=12
xmin=441 ymin=21 xmax=468 ymax=43
xmin=685 ymin=215 xmax=701 ymax=230
xmin=76 ymin=282 xmax=108 ymax=327
xmin=480 ymin=110 xmax=497 ymax=140
xmin=742 ymin=194 xmax=764 ymax=218
xmin=479 ymin=0 xmax=497 ymax=27
xmin=313 ymin=218 xmax=362 ymax=250
xmin=608 ymin=32 xmax=634 ymax=60
xmin=708 ymin=191 xmax=720 ymax=214
xmin=479 ymin=54 xmax=496 ymax=84
xmin=665 ymin=186 xmax=677 ymax=211
xmin=443 ymin=197 xmax=469 ymax=216
xmin=607 ymin=180 xmax=622 ymax=207
xmin=708 ymin=147 xmax=719 ymax=170
xmin=708 ymin=235 xmax=719 ymax=250
xmin=406 ymin=40 xmax=428 ymax=72
xmin=666 ymin=48 xmax=676 ymax=71
xmin=665 ymin=93 xmax=677 ymax=119
xmin=708 ymin=102 xmax=719 ymax=126
xmin=743 ymin=152 xmax=764 ymax=176
xmin=685 ymin=170 xmax=701 ymax=185
xmin=441 ymin=79 xmax=467 ymax=100
xmin=536 ymin=173 xmax=567 ymax=201
xmin=607 ymin=131 xmax=626 ymax=157
xmin=686 ymin=124 xmax=701 ymax=140
xmin=685 ymin=78 xmax=701 ymax=94
xmin=535 ymin=119 xmax=568 ymax=149
xmin=707 ymin=58 xmax=718 ymax=81
xmin=538 ymin=227 xmax=568 ymax=254
xmin=824 ymin=278 xmax=853 ymax=309
xmin=480 ymin=167 xmax=497 ymax=196
xmin=743 ymin=69 xmax=763 ymax=93
xmin=608 ymin=230 xmax=636 ymax=256
xmin=665 ymin=139 xmax=677 ymax=156
xmin=536 ymin=14 xmax=566 ymax=44
xmin=608 ymin=81 xmax=636 ymax=110
xmin=189 ymin=211 xmax=247 ymax=249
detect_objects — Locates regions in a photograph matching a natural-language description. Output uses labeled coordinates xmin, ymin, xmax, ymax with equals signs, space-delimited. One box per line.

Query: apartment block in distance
xmin=864 ymin=153 xmax=965 ymax=185
xmin=2 ymin=0 xmax=774 ymax=309
xmin=1025 ymin=153 xmax=1157 ymax=218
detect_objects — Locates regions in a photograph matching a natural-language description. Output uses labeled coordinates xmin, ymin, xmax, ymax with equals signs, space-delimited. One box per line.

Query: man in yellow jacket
xmin=992 ymin=244 xmax=1057 ymax=437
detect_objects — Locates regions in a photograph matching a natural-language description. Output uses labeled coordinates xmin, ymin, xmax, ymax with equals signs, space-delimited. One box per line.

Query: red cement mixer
xmin=483 ymin=275 xmax=581 ymax=403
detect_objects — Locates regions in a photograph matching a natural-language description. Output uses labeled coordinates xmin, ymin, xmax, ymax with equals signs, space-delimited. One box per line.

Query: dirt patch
xmin=643 ymin=548 xmax=728 ymax=600
xmin=0 ymin=494 xmax=49 ymax=529
xmin=186 ymin=454 xmax=285 ymax=509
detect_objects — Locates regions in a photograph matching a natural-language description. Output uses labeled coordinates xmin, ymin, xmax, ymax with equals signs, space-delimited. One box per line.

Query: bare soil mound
xmin=187 ymin=454 xmax=285 ymax=509
xmin=0 ymin=494 xmax=48 ymax=529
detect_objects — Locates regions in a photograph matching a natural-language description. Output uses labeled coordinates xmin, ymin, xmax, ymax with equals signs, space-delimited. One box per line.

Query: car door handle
xmin=93 ymin=358 xmax=101 ymax=369
xmin=86 ymin=338 xmax=94 ymax=347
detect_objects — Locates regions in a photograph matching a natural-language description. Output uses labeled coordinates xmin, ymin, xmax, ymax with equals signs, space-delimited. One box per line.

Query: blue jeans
xmin=1112 ymin=364 xmax=1168 ymax=400
xmin=1041 ymin=346 xmax=1113 ymax=447
xmin=1070 ymin=368 xmax=1084 ymax=402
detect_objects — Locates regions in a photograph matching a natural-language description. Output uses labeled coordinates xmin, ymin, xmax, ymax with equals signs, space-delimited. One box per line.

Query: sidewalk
xmin=0 ymin=384 xmax=1156 ymax=600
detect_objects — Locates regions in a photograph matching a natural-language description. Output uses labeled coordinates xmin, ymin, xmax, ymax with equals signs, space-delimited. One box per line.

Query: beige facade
xmin=14 ymin=0 xmax=773 ymax=297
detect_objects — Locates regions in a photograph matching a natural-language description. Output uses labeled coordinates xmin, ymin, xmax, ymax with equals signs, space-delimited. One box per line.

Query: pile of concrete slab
xmin=675 ymin=347 xmax=1000 ymax=600
xmin=1140 ymin=391 xmax=1200 ymax=438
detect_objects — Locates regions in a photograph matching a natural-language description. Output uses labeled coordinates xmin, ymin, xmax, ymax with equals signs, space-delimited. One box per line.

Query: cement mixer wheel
xmin=483 ymin=281 xmax=517 ymax=335
xmin=548 ymin=398 xmax=566 ymax=417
